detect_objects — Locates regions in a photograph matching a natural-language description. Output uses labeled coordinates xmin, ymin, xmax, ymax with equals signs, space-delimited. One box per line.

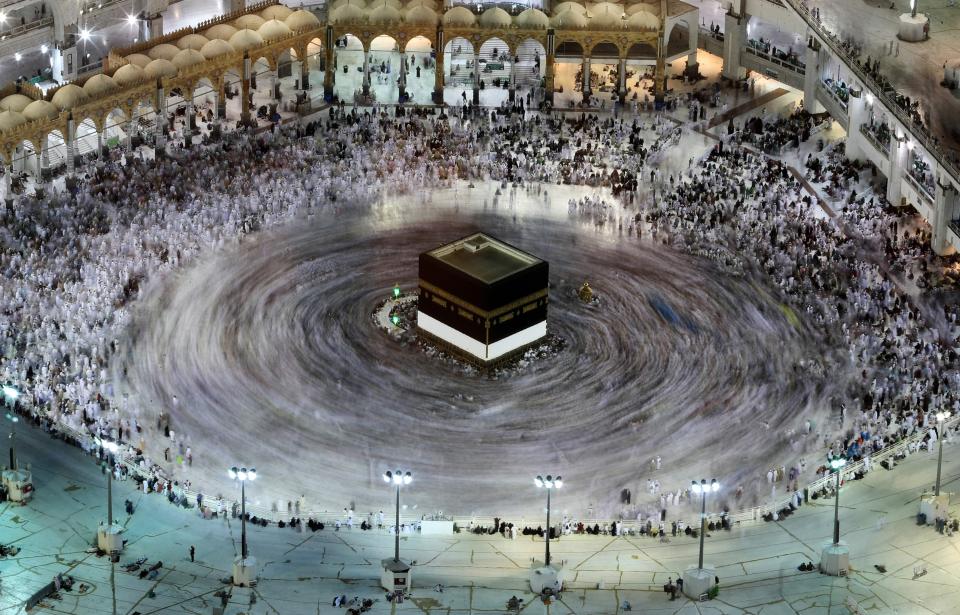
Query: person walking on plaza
xmin=189 ymin=545 xmax=195 ymax=562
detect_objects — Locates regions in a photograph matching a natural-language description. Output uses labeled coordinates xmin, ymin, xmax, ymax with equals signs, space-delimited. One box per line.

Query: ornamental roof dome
xmin=82 ymin=73 xmax=119 ymax=96
xmin=234 ymin=14 xmax=266 ymax=30
xmin=285 ymin=9 xmax=321 ymax=31
xmin=0 ymin=109 xmax=26 ymax=132
xmin=143 ymin=58 xmax=178 ymax=79
xmin=50 ymin=84 xmax=89 ymax=110
xmin=22 ymin=99 xmax=59 ymax=121
xmin=479 ymin=7 xmax=512 ymax=28
xmin=177 ymin=33 xmax=210 ymax=50
xmin=200 ymin=38 xmax=235 ymax=59
xmin=172 ymin=48 xmax=206 ymax=69
xmin=258 ymin=18 xmax=293 ymax=41
xmin=147 ymin=43 xmax=180 ymax=61
xmin=0 ymin=93 xmax=32 ymax=112
xmin=112 ymin=63 xmax=147 ymax=86
xmin=205 ymin=24 xmax=238 ymax=40
xmin=260 ymin=4 xmax=293 ymax=20
xmin=228 ymin=28 xmax=265 ymax=51
xmin=442 ymin=6 xmax=476 ymax=26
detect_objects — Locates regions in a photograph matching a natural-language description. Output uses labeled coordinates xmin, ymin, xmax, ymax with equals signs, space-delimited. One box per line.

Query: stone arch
xmin=554 ymin=40 xmax=584 ymax=58
xmin=516 ymin=38 xmax=547 ymax=85
xmin=665 ymin=20 xmax=690 ymax=57
xmin=626 ymin=41 xmax=657 ymax=60
xmin=590 ymin=40 xmax=620 ymax=60
xmin=479 ymin=36 xmax=512 ymax=58
xmin=404 ymin=35 xmax=432 ymax=54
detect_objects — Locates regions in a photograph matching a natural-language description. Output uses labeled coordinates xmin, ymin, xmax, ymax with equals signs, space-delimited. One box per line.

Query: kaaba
xmin=417 ymin=233 xmax=549 ymax=364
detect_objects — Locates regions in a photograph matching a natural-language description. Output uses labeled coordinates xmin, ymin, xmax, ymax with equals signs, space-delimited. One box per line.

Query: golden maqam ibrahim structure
xmin=0 ymin=0 xmax=698 ymax=187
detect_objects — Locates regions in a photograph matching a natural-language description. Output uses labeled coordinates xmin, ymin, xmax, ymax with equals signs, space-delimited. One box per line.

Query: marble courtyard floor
xmin=1 ymin=417 xmax=958 ymax=614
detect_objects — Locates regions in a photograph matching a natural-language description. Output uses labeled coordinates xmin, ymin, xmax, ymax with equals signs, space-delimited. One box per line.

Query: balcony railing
xmin=0 ymin=15 xmax=53 ymax=40
xmin=743 ymin=45 xmax=806 ymax=75
xmin=904 ymin=169 xmax=934 ymax=203
xmin=860 ymin=123 xmax=890 ymax=157
xmin=820 ymin=80 xmax=849 ymax=111
xmin=782 ymin=0 xmax=959 ymax=187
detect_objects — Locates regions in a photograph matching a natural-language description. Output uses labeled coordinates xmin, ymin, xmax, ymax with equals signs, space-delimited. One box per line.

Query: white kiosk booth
xmin=381 ymin=558 xmax=412 ymax=592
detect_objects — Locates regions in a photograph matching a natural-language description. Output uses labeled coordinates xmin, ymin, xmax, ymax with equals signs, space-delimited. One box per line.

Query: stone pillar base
xmin=97 ymin=524 xmax=124 ymax=553
xmin=473 ymin=88 xmax=480 ymax=104
xmin=432 ymin=89 xmax=443 ymax=104
xmin=820 ymin=542 xmax=849 ymax=576
xmin=508 ymin=88 xmax=516 ymax=102
xmin=898 ymin=13 xmax=928 ymax=41
xmin=232 ymin=556 xmax=258 ymax=586
xmin=529 ymin=563 xmax=566 ymax=594
xmin=682 ymin=565 xmax=716 ymax=600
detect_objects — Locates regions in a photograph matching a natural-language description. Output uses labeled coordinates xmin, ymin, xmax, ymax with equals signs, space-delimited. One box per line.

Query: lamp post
xmin=935 ymin=411 xmax=952 ymax=497
xmin=383 ymin=469 xmax=412 ymax=563
xmin=534 ymin=474 xmax=562 ymax=566
xmin=827 ymin=453 xmax=847 ymax=545
xmin=229 ymin=466 xmax=257 ymax=561
xmin=911 ymin=0 xmax=917 ymax=18
xmin=3 ymin=384 xmax=19 ymax=471
xmin=690 ymin=479 xmax=719 ymax=571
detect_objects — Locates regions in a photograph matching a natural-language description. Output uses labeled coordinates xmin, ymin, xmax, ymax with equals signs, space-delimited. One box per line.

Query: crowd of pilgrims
xmin=0 ymin=96 xmax=957 ymax=528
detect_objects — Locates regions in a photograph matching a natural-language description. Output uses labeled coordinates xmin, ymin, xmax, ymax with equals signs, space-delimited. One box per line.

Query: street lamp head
xmin=383 ymin=470 xmax=393 ymax=483
xmin=237 ymin=467 xmax=248 ymax=481
xmin=1 ymin=385 xmax=18 ymax=401
xmin=691 ymin=480 xmax=700 ymax=494
xmin=127 ymin=13 xmax=137 ymax=25
xmin=534 ymin=475 xmax=544 ymax=488
xmin=229 ymin=466 xmax=238 ymax=480
xmin=554 ymin=476 xmax=563 ymax=488
xmin=544 ymin=474 xmax=554 ymax=488
xmin=247 ymin=468 xmax=257 ymax=481
xmin=403 ymin=471 xmax=412 ymax=485
xmin=711 ymin=479 xmax=719 ymax=492
xmin=828 ymin=454 xmax=847 ymax=470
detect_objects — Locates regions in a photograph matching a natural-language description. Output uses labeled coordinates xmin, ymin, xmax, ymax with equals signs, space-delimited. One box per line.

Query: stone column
xmin=155 ymin=84 xmax=167 ymax=154
xmin=508 ymin=54 xmax=517 ymax=102
xmin=217 ymin=77 xmax=227 ymax=119
xmin=618 ymin=57 xmax=627 ymax=104
xmin=40 ymin=138 xmax=50 ymax=173
xmin=886 ymin=136 xmax=908 ymax=208
xmin=362 ymin=49 xmax=370 ymax=96
xmin=301 ymin=60 xmax=310 ymax=90
xmin=184 ymin=98 xmax=194 ymax=147
xmin=4 ymin=161 xmax=12 ymax=205
xmin=473 ymin=51 xmax=481 ymax=104
xmin=803 ymin=43 xmax=825 ymax=113
xmin=324 ymin=26 xmax=336 ymax=101
xmin=241 ymin=54 xmax=252 ymax=124
xmin=932 ymin=177 xmax=959 ymax=256
xmin=146 ymin=13 xmax=163 ymax=41
xmin=398 ymin=54 xmax=407 ymax=102
xmin=721 ymin=10 xmax=747 ymax=81
xmin=844 ymin=88 xmax=866 ymax=161
xmin=685 ymin=51 xmax=699 ymax=78
xmin=126 ymin=116 xmax=135 ymax=150
xmin=66 ymin=117 xmax=76 ymax=176
xmin=545 ymin=30 xmax=556 ymax=105
xmin=581 ymin=55 xmax=591 ymax=104
xmin=433 ymin=28 xmax=444 ymax=104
